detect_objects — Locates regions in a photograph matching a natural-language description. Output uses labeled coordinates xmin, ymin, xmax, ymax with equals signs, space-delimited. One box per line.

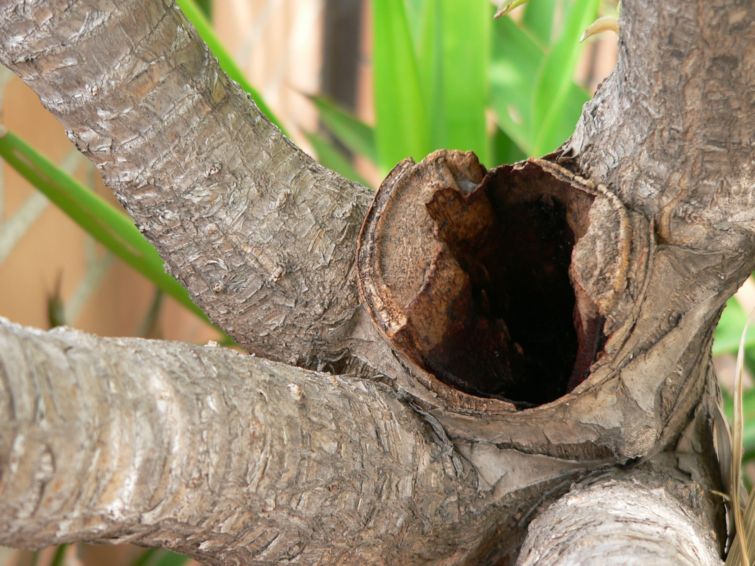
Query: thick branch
xmin=0 ymin=317 xmax=502 ymax=564
xmin=517 ymin=479 xmax=721 ymax=565
xmin=0 ymin=0 xmax=370 ymax=367
xmin=569 ymin=0 xmax=753 ymax=255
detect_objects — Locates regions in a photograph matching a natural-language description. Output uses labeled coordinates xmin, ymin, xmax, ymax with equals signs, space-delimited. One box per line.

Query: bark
xmin=0 ymin=316 xmax=503 ymax=564
xmin=517 ymin=478 xmax=721 ymax=565
xmin=512 ymin=0 xmax=752 ymax=557
xmin=0 ymin=0 xmax=370 ymax=369
xmin=343 ymin=0 xmax=753 ymax=460
xmin=0 ymin=0 xmax=750 ymax=563
xmin=570 ymin=0 xmax=753 ymax=250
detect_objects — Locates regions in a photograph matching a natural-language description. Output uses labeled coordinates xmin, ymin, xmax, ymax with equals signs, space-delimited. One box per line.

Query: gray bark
xmin=0 ymin=316 xmax=500 ymax=564
xmin=0 ymin=0 xmax=750 ymax=563
xmin=517 ymin=479 xmax=721 ymax=566
xmin=0 ymin=0 xmax=370 ymax=369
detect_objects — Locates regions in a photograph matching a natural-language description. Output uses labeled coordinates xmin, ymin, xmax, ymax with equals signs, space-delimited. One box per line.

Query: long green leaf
xmin=374 ymin=0 xmax=430 ymax=170
xmin=724 ymin=389 xmax=755 ymax=460
xmin=491 ymin=15 xmax=588 ymax=156
xmin=307 ymin=95 xmax=378 ymax=164
xmin=194 ymin=0 xmax=212 ymax=19
xmin=49 ymin=545 xmax=69 ymax=566
xmin=153 ymin=551 xmax=190 ymax=566
xmin=0 ymin=131 xmax=208 ymax=322
xmin=492 ymin=126 xmax=527 ymax=165
xmin=415 ymin=0 xmax=442 ymax=141
xmin=722 ymin=373 xmax=755 ymax=462
xmin=522 ymin=0 xmax=557 ymax=45
xmin=715 ymin=297 xmax=755 ymax=356
xmin=403 ymin=0 xmax=428 ymax=47
xmin=551 ymin=81 xmax=591 ymax=143
xmin=531 ymin=0 xmax=599 ymax=155
xmin=176 ymin=0 xmax=286 ymax=135
xmin=490 ymin=17 xmax=543 ymax=153
xmin=305 ymin=132 xmax=370 ymax=186
xmin=416 ymin=0 xmax=490 ymax=163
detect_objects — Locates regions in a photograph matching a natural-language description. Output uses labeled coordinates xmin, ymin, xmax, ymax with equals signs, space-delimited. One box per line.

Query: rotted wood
xmin=356 ymin=150 xmax=685 ymax=462
xmin=358 ymin=151 xmax=602 ymax=405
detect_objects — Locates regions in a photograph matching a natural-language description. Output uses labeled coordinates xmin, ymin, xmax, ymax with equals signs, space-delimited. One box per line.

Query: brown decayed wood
xmin=357 ymin=151 xmax=624 ymax=408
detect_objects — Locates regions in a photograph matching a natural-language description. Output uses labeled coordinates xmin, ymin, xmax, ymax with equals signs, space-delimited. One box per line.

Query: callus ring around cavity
xmin=356 ymin=150 xmax=612 ymax=409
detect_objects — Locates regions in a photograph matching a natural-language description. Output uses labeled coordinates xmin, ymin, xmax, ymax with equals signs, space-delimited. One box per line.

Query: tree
xmin=0 ymin=0 xmax=751 ymax=563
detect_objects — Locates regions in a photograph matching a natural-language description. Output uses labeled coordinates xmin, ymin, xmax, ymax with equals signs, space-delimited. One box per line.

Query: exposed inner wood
xmin=358 ymin=152 xmax=605 ymax=408
xmin=427 ymin=164 xmax=604 ymax=405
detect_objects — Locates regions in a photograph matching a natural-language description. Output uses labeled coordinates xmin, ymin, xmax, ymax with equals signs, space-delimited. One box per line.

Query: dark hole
xmin=423 ymin=167 xmax=602 ymax=408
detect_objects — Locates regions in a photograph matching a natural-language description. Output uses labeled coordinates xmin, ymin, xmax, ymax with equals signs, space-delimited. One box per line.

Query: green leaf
xmin=717 ymin=299 xmax=755 ymax=464
xmin=416 ymin=0 xmax=491 ymax=164
xmin=132 ymin=549 xmax=158 ymax=566
xmin=373 ymin=0 xmax=431 ymax=170
xmin=305 ymin=132 xmax=370 ymax=186
xmin=194 ymin=0 xmax=212 ymax=19
xmin=490 ymin=17 xmax=544 ymax=154
xmin=153 ymin=551 xmax=191 ymax=566
xmin=307 ymin=95 xmax=378 ymax=164
xmin=723 ymin=387 xmax=755 ymax=462
xmin=176 ymin=0 xmax=286 ymax=135
xmin=137 ymin=289 xmax=165 ymax=338
xmin=131 ymin=549 xmax=190 ymax=566
xmin=491 ymin=12 xmax=590 ymax=156
xmin=493 ymin=0 xmax=529 ymax=19
xmin=714 ymin=297 xmax=755 ymax=356
xmin=531 ymin=0 xmax=599 ymax=155
xmin=50 ymin=545 xmax=68 ymax=566
xmin=46 ymin=273 xmax=67 ymax=328
xmin=746 ymin=348 xmax=755 ymax=379
xmin=522 ymin=0 xmax=556 ymax=45
xmin=403 ymin=0 xmax=428 ymax=47
xmin=492 ymin=127 xmax=526 ymax=165
xmin=0 ymin=131 xmax=209 ymax=323
xmin=551 ymin=81 xmax=591 ymax=142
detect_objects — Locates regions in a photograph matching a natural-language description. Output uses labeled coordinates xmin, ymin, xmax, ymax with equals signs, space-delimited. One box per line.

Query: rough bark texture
xmin=0 ymin=0 xmax=370 ymax=369
xmin=349 ymin=0 xmax=753 ymax=471
xmin=0 ymin=316 xmax=504 ymax=564
xmin=570 ymin=0 xmax=754 ymax=252
xmin=517 ymin=479 xmax=721 ymax=565
xmin=0 ymin=0 xmax=751 ymax=563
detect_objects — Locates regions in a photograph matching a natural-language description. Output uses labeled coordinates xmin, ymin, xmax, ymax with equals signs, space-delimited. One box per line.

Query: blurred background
xmin=0 ymin=1 xmax=750 ymax=565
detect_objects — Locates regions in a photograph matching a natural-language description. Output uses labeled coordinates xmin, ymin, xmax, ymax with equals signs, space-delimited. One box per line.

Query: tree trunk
xmin=0 ymin=0 xmax=751 ymax=563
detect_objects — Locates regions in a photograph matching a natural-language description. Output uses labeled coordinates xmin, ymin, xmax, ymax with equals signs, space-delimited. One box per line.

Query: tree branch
xmin=0 ymin=317 xmax=513 ymax=564
xmin=0 ymin=0 xmax=370 ymax=367
xmin=569 ymin=0 xmax=753 ymax=255
xmin=0 ymin=0 xmax=747 ymax=561
xmin=516 ymin=479 xmax=721 ymax=565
